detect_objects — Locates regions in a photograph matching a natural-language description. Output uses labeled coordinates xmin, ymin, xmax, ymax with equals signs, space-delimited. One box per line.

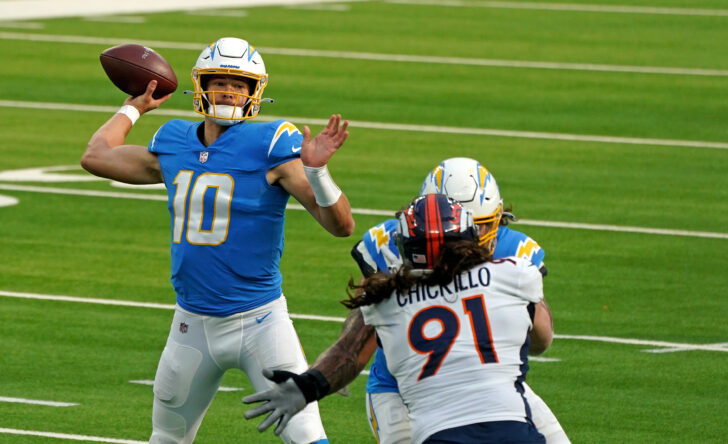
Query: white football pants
xmin=149 ymin=297 xmax=327 ymax=444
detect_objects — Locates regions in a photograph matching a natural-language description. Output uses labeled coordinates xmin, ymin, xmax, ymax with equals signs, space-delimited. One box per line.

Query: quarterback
xmin=81 ymin=37 xmax=354 ymax=443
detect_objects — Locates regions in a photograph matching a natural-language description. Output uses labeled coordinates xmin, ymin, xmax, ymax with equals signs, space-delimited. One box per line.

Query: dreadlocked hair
xmin=341 ymin=240 xmax=492 ymax=309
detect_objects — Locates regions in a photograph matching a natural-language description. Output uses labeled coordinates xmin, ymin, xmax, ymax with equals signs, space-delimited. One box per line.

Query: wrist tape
xmin=303 ymin=165 xmax=342 ymax=207
xmin=117 ymin=105 xmax=140 ymax=125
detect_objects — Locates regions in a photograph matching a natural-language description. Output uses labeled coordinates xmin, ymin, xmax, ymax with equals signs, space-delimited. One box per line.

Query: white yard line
xmin=129 ymin=380 xmax=244 ymax=392
xmin=1 ymin=183 xmax=727 ymax=239
xmin=0 ymin=0 xmax=362 ymax=21
xmin=2 ymin=290 xmax=726 ymax=354
xmin=1 ymin=183 xmax=727 ymax=240
xmin=2 ymin=31 xmax=728 ymax=78
xmin=0 ymin=397 xmax=78 ymax=407
xmin=384 ymin=0 xmax=728 ymax=17
xmin=0 ymin=428 xmax=146 ymax=444
xmin=2 ymin=99 xmax=728 ymax=151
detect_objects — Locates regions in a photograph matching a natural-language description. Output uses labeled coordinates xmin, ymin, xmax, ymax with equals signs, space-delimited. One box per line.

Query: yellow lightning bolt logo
xmin=517 ymin=239 xmax=541 ymax=260
xmin=268 ymin=122 xmax=301 ymax=156
xmin=368 ymin=225 xmax=390 ymax=252
xmin=429 ymin=165 xmax=445 ymax=192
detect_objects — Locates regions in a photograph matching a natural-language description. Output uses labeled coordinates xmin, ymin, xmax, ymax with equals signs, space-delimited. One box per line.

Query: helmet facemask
xmin=191 ymin=69 xmax=267 ymax=125
xmin=190 ymin=38 xmax=269 ymax=125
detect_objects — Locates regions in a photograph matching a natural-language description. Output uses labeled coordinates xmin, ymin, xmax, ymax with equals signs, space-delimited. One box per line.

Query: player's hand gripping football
xmin=124 ymin=80 xmax=173 ymax=116
xmin=300 ymin=114 xmax=349 ymax=168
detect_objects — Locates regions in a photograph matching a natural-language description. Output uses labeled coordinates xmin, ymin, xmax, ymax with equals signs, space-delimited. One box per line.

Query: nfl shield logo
xmin=199 ymin=151 xmax=209 ymax=163
xmin=179 ymin=322 xmax=188 ymax=333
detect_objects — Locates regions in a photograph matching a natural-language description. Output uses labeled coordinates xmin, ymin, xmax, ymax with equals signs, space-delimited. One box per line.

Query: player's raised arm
xmin=81 ymin=80 xmax=171 ymax=184
xmin=271 ymin=114 xmax=355 ymax=236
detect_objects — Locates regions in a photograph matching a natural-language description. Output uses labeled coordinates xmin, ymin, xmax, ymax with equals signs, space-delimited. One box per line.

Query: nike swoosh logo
xmin=291 ymin=145 xmax=301 ymax=153
xmin=256 ymin=312 xmax=272 ymax=324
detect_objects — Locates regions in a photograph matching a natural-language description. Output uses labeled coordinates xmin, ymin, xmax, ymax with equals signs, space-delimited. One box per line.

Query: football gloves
xmin=243 ymin=368 xmax=330 ymax=435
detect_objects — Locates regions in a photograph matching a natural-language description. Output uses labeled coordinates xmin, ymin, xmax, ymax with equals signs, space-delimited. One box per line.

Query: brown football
xmin=100 ymin=44 xmax=178 ymax=99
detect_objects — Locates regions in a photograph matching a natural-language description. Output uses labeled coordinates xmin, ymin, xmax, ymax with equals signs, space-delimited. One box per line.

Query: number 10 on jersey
xmin=172 ymin=171 xmax=234 ymax=245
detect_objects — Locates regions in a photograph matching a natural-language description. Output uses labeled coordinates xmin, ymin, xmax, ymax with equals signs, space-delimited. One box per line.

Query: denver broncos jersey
xmin=149 ymin=119 xmax=302 ymax=316
xmin=351 ymin=221 xmax=545 ymax=394
xmin=360 ymin=257 xmax=543 ymax=444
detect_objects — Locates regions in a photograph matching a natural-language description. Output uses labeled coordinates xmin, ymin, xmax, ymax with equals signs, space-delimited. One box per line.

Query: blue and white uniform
xmin=148 ymin=119 xmax=328 ymax=444
xmin=353 ymin=221 xmax=567 ymax=444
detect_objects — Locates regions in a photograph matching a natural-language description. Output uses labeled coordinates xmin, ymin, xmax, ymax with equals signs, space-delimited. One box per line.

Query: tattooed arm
xmin=310 ymin=307 xmax=378 ymax=393
xmin=243 ymin=305 xmax=378 ymax=434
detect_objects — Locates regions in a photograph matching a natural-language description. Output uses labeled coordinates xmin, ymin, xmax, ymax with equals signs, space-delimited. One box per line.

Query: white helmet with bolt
xmin=190 ymin=37 xmax=268 ymax=125
xmin=420 ymin=157 xmax=503 ymax=253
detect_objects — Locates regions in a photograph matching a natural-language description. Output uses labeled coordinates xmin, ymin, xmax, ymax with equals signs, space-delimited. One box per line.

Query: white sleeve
xmin=517 ymin=261 xmax=544 ymax=303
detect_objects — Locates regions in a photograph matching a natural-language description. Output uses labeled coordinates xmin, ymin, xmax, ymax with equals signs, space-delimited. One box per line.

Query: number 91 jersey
xmin=360 ymin=257 xmax=543 ymax=444
xmin=149 ymin=119 xmax=302 ymax=317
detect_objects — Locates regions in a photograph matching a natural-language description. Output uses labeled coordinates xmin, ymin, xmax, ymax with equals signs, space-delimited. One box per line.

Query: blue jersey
xmin=351 ymin=221 xmax=546 ymax=394
xmin=149 ymin=119 xmax=303 ymax=316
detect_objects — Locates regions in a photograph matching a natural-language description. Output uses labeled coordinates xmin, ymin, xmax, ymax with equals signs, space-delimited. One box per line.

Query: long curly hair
xmin=342 ymin=240 xmax=491 ymax=309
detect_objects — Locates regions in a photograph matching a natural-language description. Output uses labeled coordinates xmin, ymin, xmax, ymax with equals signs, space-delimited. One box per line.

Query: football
xmin=100 ymin=44 xmax=178 ymax=99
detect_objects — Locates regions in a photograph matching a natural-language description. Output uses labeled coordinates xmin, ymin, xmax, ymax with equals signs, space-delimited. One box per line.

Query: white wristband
xmin=303 ymin=165 xmax=342 ymax=207
xmin=116 ymin=105 xmax=140 ymax=125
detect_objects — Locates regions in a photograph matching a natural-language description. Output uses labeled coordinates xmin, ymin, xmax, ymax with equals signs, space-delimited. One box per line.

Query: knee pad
xmin=153 ymin=340 xmax=203 ymax=408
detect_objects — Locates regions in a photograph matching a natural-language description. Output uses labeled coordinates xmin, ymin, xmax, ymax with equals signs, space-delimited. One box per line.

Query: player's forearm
xmin=315 ymin=194 xmax=355 ymax=237
xmin=82 ymin=114 xmax=133 ymax=176
xmin=310 ymin=309 xmax=376 ymax=394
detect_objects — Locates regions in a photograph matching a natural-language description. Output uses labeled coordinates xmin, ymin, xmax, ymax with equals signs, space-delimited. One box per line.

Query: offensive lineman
xmin=81 ymin=37 xmax=354 ymax=443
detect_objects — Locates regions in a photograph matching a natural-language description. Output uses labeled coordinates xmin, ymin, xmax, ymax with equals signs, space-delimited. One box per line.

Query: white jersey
xmin=361 ymin=256 xmax=543 ymax=444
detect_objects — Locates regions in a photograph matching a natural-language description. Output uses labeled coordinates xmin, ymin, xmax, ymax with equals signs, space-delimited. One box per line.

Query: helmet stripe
xmin=424 ymin=194 xmax=443 ymax=268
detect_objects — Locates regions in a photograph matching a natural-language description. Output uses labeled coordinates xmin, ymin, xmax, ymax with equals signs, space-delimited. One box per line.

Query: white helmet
xmin=191 ymin=37 xmax=268 ymax=125
xmin=420 ymin=157 xmax=503 ymax=253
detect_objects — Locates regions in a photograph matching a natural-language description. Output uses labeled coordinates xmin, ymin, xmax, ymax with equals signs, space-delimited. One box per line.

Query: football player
xmin=353 ymin=193 xmax=546 ymax=443
xmin=81 ymin=37 xmax=354 ymax=444
xmin=244 ymin=158 xmax=569 ymax=443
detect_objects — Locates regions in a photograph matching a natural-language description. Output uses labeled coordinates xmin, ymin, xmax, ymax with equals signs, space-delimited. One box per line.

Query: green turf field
xmin=1 ymin=1 xmax=727 ymax=442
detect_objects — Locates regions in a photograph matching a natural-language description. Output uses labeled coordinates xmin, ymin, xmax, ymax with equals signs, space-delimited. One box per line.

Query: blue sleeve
xmin=266 ymin=120 xmax=303 ymax=168
xmin=495 ymin=226 xmax=545 ymax=268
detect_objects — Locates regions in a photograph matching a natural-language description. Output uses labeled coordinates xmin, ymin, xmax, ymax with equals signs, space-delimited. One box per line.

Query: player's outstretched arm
xmin=310 ymin=307 xmax=377 ymax=393
xmin=272 ymin=114 xmax=355 ymax=236
xmin=243 ymin=308 xmax=377 ymax=434
xmin=81 ymin=80 xmax=171 ymax=184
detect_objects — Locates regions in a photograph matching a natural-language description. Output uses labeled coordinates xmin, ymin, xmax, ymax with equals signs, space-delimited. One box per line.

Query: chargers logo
xmin=368 ymin=225 xmax=390 ymax=252
xmin=422 ymin=165 xmax=445 ymax=194
xmin=268 ymin=122 xmax=302 ymax=157
xmin=517 ymin=239 xmax=541 ymax=261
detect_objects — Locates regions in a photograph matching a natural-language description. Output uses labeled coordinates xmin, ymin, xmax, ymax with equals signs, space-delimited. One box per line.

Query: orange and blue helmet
xmin=396 ymin=194 xmax=478 ymax=269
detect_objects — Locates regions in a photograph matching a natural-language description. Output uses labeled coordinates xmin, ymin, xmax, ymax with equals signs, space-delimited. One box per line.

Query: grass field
xmin=1 ymin=0 xmax=727 ymax=442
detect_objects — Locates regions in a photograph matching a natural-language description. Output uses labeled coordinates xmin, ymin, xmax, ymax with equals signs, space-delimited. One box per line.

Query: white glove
xmin=243 ymin=368 xmax=329 ymax=436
